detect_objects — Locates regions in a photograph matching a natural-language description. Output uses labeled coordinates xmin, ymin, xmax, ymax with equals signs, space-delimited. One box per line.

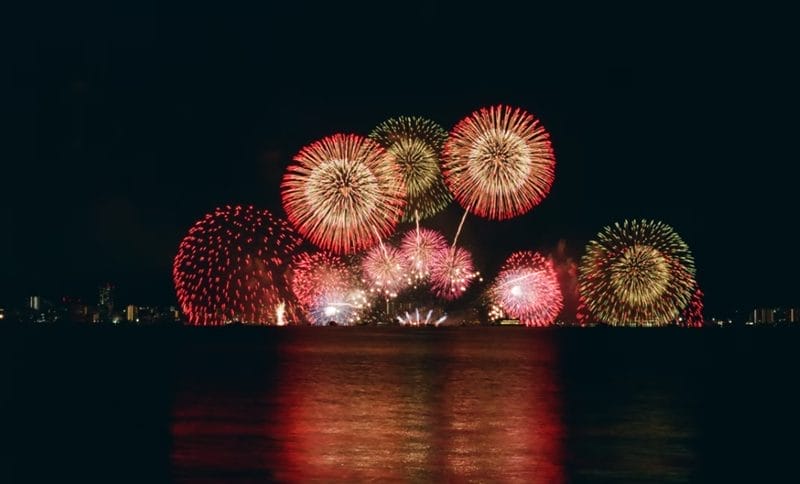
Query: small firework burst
xmin=399 ymin=227 xmax=448 ymax=283
xmin=579 ymin=220 xmax=696 ymax=326
xmin=281 ymin=133 xmax=406 ymax=254
xmin=289 ymin=251 xmax=350 ymax=308
xmin=362 ymin=244 xmax=410 ymax=298
xmin=370 ymin=116 xmax=451 ymax=221
xmin=173 ymin=205 xmax=301 ymax=326
xmin=442 ymin=105 xmax=556 ymax=220
xmin=490 ymin=251 xmax=563 ymax=327
xmin=429 ymin=246 xmax=479 ymax=300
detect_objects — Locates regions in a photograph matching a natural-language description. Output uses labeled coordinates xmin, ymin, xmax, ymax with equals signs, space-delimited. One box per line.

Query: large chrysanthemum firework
xmin=399 ymin=227 xmax=448 ymax=282
xmin=362 ymin=244 xmax=410 ymax=298
xmin=369 ymin=116 xmax=451 ymax=221
xmin=173 ymin=206 xmax=301 ymax=326
xmin=430 ymin=246 xmax=479 ymax=300
xmin=491 ymin=251 xmax=563 ymax=327
xmin=442 ymin=105 xmax=556 ymax=220
xmin=579 ymin=220 xmax=696 ymax=326
xmin=281 ymin=133 xmax=406 ymax=254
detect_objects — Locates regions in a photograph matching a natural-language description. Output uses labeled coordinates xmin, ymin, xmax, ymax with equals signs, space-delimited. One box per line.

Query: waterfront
xmin=3 ymin=327 xmax=800 ymax=482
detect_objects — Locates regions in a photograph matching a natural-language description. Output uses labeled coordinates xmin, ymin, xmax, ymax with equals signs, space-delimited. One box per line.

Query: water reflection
xmin=171 ymin=328 xmax=565 ymax=482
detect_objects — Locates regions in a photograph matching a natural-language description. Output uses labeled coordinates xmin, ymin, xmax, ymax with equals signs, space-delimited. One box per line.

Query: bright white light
xmin=276 ymin=302 xmax=286 ymax=326
xmin=510 ymin=285 xmax=522 ymax=297
xmin=324 ymin=306 xmax=338 ymax=317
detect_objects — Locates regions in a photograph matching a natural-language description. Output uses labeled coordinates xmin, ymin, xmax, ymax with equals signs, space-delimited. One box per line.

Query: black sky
xmin=4 ymin=2 xmax=797 ymax=315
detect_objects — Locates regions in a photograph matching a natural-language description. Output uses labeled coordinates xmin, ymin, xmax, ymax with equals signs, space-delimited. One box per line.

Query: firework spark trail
xmin=281 ymin=133 xmax=406 ymax=254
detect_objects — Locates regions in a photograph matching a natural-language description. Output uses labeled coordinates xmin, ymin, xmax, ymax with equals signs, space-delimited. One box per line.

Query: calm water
xmin=3 ymin=326 xmax=800 ymax=482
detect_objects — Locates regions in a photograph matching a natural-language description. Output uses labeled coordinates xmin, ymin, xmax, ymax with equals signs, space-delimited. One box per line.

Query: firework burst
xmin=172 ymin=205 xmax=301 ymax=326
xmin=678 ymin=285 xmax=704 ymax=327
xmin=399 ymin=227 xmax=448 ymax=282
xmin=312 ymin=288 xmax=370 ymax=326
xmin=362 ymin=244 xmax=410 ymax=298
xmin=281 ymin=133 xmax=406 ymax=254
xmin=442 ymin=105 xmax=556 ymax=220
xmin=288 ymin=251 xmax=370 ymax=325
xmin=579 ymin=220 xmax=696 ymax=326
xmin=369 ymin=116 xmax=451 ymax=221
xmin=430 ymin=246 xmax=479 ymax=300
xmin=490 ymin=251 xmax=563 ymax=327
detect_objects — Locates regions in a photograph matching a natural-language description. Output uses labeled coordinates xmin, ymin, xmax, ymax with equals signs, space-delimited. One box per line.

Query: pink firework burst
xmin=289 ymin=251 xmax=350 ymax=307
xmin=399 ymin=227 xmax=448 ymax=282
xmin=442 ymin=105 xmax=556 ymax=220
xmin=362 ymin=244 xmax=410 ymax=298
xmin=491 ymin=251 xmax=563 ymax=327
xmin=429 ymin=246 xmax=479 ymax=300
xmin=172 ymin=205 xmax=301 ymax=326
xmin=281 ymin=133 xmax=406 ymax=254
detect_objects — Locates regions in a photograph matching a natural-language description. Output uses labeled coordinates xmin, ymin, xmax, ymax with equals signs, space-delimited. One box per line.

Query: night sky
xmin=5 ymin=2 xmax=796 ymax=316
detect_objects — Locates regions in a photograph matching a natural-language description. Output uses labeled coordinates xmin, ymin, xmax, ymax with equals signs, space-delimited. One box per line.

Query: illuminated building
xmin=751 ymin=308 xmax=775 ymax=325
xmin=0 ymin=308 xmax=5 ymax=320
xmin=29 ymin=296 xmax=41 ymax=311
xmin=127 ymin=305 xmax=138 ymax=322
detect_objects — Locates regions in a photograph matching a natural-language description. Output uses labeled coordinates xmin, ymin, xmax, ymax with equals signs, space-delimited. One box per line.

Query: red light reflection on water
xmin=171 ymin=329 xmax=565 ymax=482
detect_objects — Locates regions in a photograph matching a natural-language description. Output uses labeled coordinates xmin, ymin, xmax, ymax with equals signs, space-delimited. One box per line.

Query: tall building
xmin=29 ymin=296 xmax=41 ymax=311
xmin=127 ymin=305 xmax=138 ymax=322
xmin=98 ymin=283 xmax=115 ymax=322
xmin=752 ymin=308 xmax=776 ymax=324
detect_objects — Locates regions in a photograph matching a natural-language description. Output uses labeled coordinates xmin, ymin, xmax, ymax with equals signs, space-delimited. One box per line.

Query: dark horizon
xmin=4 ymin=3 xmax=797 ymax=316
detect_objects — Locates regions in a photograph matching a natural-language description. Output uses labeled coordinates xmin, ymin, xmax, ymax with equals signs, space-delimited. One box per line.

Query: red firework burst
xmin=678 ymin=286 xmax=704 ymax=327
xmin=173 ymin=205 xmax=301 ymax=326
xmin=399 ymin=227 xmax=448 ymax=282
xmin=429 ymin=246 xmax=479 ymax=300
xmin=289 ymin=251 xmax=369 ymax=325
xmin=289 ymin=251 xmax=350 ymax=308
xmin=490 ymin=251 xmax=563 ymax=327
xmin=281 ymin=133 xmax=406 ymax=254
xmin=442 ymin=105 xmax=556 ymax=220
xmin=362 ymin=244 xmax=410 ymax=298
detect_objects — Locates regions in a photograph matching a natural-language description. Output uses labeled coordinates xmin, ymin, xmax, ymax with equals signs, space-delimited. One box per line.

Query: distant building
xmin=98 ymin=283 xmax=115 ymax=322
xmin=29 ymin=296 xmax=41 ymax=311
xmin=0 ymin=308 xmax=5 ymax=320
xmin=773 ymin=307 xmax=800 ymax=323
xmin=126 ymin=305 xmax=138 ymax=322
xmin=751 ymin=308 xmax=775 ymax=324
